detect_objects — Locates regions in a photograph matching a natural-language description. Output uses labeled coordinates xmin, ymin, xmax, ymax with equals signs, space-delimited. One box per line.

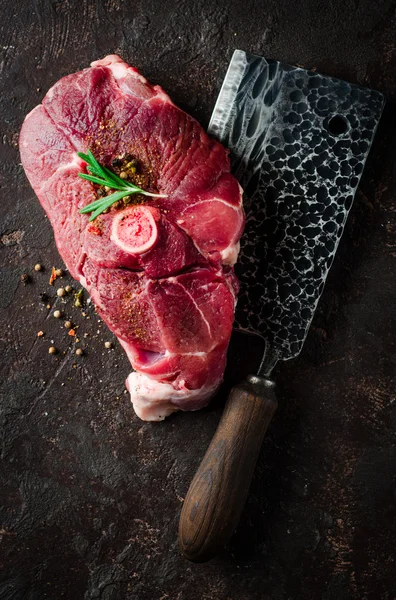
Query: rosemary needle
xmin=77 ymin=150 xmax=167 ymax=222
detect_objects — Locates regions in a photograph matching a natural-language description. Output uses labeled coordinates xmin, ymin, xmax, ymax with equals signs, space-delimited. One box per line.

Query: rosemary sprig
xmin=77 ymin=150 xmax=167 ymax=222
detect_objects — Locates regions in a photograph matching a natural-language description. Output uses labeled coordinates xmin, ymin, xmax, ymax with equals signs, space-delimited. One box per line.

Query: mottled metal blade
xmin=209 ymin=50 xmax=384 ymax=372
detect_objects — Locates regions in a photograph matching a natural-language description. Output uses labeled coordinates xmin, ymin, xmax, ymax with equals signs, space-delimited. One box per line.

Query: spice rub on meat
xmin=19 ymin=55 xmax=245 ymax=421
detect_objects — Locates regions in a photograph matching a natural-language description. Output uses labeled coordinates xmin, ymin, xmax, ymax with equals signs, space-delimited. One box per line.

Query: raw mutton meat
xmin=20 ymin=55 xmax=244 ymax=420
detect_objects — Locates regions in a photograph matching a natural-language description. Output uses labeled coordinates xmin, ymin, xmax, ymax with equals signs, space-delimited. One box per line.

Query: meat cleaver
xmin=179 ymin=50 xmax=384 ymax=562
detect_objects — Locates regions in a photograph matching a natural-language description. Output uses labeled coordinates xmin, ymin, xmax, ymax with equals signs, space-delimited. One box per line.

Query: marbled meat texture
xmin=19 ymin=55 xmax=245 ymax=421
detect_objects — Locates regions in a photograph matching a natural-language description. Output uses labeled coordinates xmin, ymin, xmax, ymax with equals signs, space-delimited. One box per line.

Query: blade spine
xmin=208 ymin=49 xmax=247 ymax=139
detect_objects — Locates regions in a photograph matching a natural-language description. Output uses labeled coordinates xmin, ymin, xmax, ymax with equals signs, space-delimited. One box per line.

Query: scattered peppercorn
xmin=57 ymin=288 xmax=66 ymax=297
xmin=104 ymin=341 xmax=112 ymax=349
xmin=39 ymin=292 xmax=49 ymax=303
xmin=53 ymin=310 xmax=61 ymax=318
xmin=55 ymin=268 xmax=63 ymax=277
xmin=75 ymin=348 xmax=83 ymax=356
xmin=34 ymin=263 xmax=42 ymax=271
xmin=48 ymin=346 xmax=57 ymax=354
xmin=119 ymin=171 xmax=128 ymax=179
xmin=64 ymin=321 xmax=72 ymax=329
xmin=21 ymin=273 xmax=30 ymax=283
xmin=65 ymin=285 xmax=72 ymax=293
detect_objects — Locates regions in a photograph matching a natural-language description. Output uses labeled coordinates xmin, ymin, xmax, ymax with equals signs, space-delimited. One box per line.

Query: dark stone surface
xmin=1 ymin=1 xmax=396 ymax=599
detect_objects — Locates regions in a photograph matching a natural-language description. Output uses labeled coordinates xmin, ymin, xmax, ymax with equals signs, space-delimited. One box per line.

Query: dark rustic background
xmin=1 ymin=1 xmax=396 ymax=599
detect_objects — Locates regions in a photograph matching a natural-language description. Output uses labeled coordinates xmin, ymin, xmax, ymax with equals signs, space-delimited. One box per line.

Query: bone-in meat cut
xmin=19 ymin=55 xmax=245 ymax=420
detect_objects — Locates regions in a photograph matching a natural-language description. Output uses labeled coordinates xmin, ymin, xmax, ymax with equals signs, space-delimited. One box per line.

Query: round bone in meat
xmin=111 ymin=205 xmax=159 ymax=255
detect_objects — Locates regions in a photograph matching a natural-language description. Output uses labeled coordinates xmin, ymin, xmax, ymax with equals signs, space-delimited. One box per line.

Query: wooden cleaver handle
xmin=178 ymin=375 xmax=277 ymax=562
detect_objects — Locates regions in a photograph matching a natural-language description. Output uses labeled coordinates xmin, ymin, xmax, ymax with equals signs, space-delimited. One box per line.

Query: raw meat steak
xmin=19 ymin=55 xmax=244 ymax=421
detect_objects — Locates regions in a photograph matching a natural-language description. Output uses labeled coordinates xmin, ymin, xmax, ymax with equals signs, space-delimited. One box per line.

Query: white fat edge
xmin=108 ymin=61 xmax=130 ymax=81
xmin=220 ymin=240 xmax=240 ymax=265
xmin=126 ymin=372 xmax=219 ymax=422
xmin=126 ymin=372 xmax=179 ymax=421
xmin=92 ymin=55 xmax=148 ymax=85
xmin=90 ymin=55 xmax=124 ymax=68
xmin=163 ymin=350 xmax=207 ymax=358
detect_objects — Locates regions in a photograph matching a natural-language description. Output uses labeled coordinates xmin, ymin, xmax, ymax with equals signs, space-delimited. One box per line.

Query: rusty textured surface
xmin=1 ymin=1 xmax=396 ymax=599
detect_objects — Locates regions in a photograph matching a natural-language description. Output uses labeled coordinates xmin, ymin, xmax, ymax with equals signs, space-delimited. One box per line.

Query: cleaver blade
xmin=208 ymin=49 xmax=385 ymax=375
xmin=179 ymin=50 xmax=384 ymax=563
